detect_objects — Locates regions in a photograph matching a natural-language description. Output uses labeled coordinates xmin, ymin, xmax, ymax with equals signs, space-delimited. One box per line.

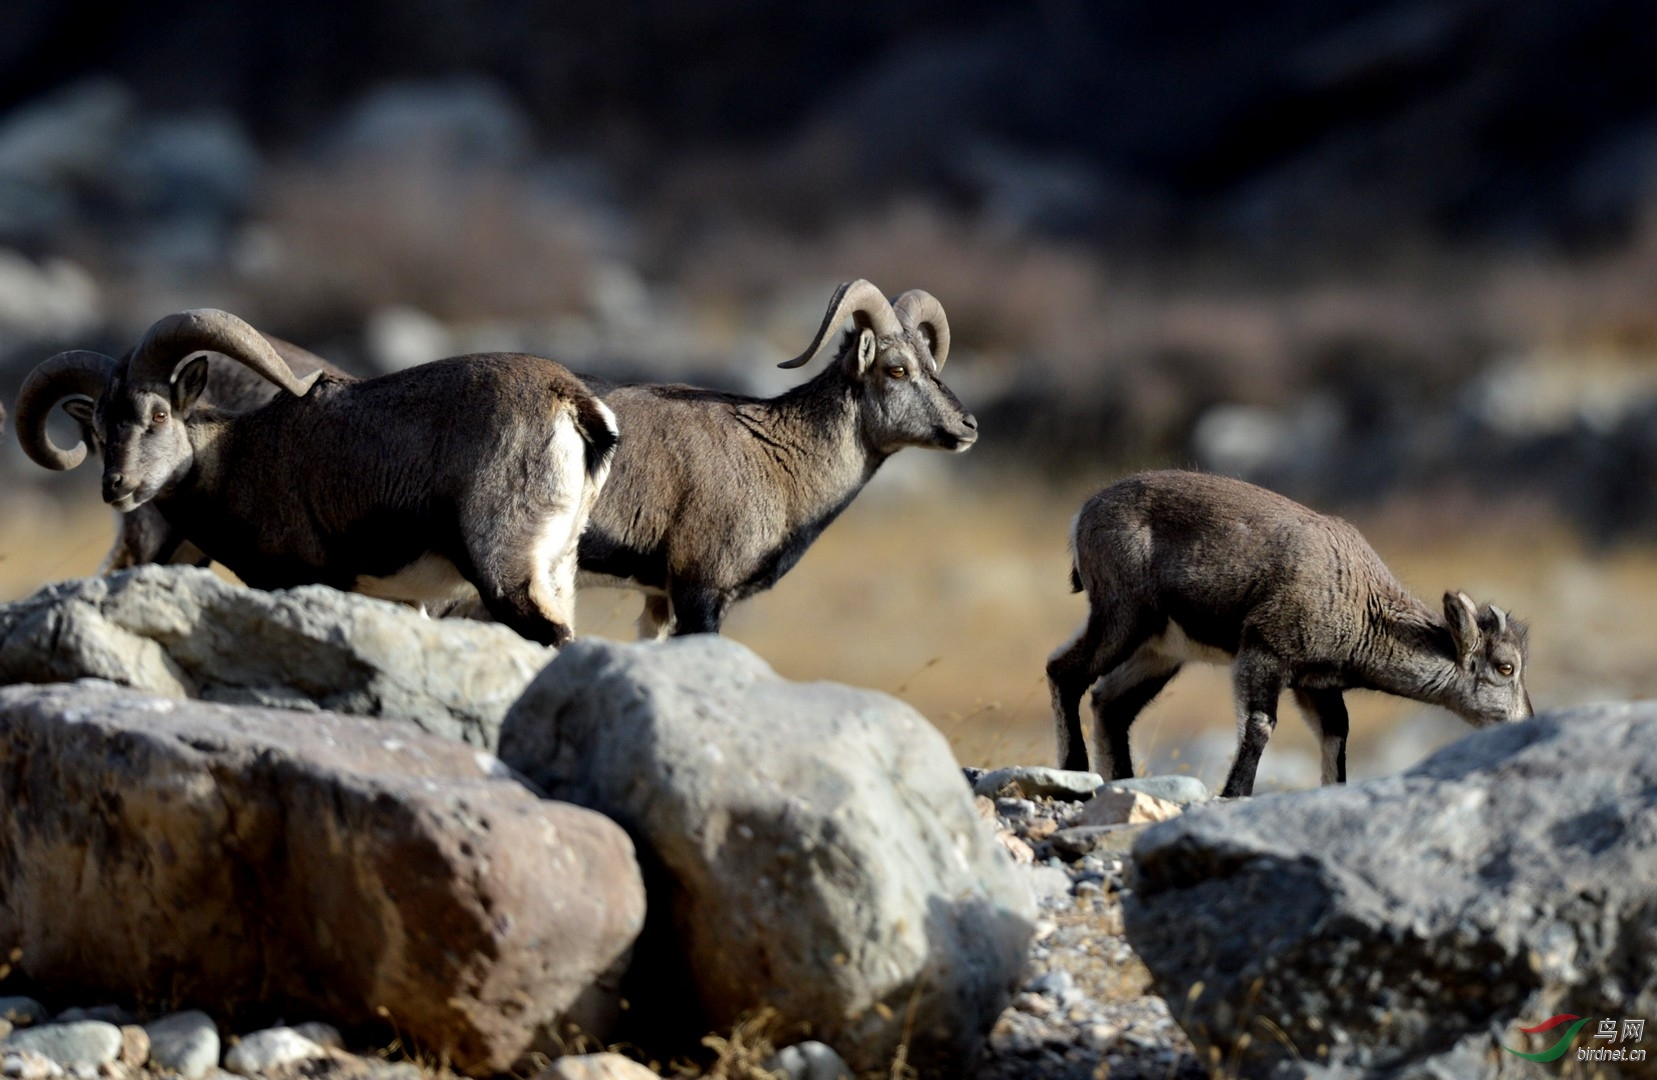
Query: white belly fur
xmin=355 ymin=553 xmax=478 ymax=612
xmin=1090 ymin=619 xmax=1234 ymax=700
xmin=1157 ymin=619 xmax=1235 ymax=667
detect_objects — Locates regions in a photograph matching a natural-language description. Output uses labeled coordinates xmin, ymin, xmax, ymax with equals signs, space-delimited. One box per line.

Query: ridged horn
xmin=891 ymin=288 xmax=950 ymax=368
xmin=778 ymin=279 xmax=904 ymax=369
xmin=15 ymin=350 xmax=117 ymax=470
xmin=129 ymin=309 xmax=320 ymax=397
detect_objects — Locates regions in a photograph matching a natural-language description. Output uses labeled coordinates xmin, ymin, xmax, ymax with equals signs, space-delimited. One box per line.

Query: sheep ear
xmin=1443 ymin=590 xmax=1482 ymax=667
xmin=849 ymin=328 xmax=878 ymax=376
xmin=171 ymin=355 xmax=210 ymax=412
xmin=61 ymin=397 xmax=95 ymax=428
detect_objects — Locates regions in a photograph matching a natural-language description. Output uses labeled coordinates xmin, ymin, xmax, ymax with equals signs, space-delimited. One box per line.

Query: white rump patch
xmin=528 ymin=412 xmax=593 ymax=627
xmin=588 ymin=397 xmax=618 ymax=490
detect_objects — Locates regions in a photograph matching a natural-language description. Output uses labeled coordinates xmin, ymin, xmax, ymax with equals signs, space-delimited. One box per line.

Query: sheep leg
xmin=667 ymin=583 xmax=730 ymax=636
xmin=465 ymin=508 xmax=579 ymax=648
xmin=1087 ymin=652 xmax=1182 ymax=780
xmin=1047 ymin=621 xmax=1104 ymax=772
xmin=636 ymin=594 xmax=673 ymax=641
xmin=1223 ymin=653 xmax=1286 ymax=798
xmin=1046 ymin=607 xmax=1152 ymax=773
xmin=1293 ymin=688 xmax=1349 ymax=784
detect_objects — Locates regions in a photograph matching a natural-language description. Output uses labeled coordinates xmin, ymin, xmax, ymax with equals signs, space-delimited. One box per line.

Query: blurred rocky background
xmin=3 ymin=0 xmax=1656 ymax=787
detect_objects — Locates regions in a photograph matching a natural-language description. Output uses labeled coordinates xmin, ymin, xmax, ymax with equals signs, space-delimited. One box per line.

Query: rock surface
xmin=500 ymin=636 xmax=1036 ymax=1077
xmin=1097 ymin=776 xmax=1211 ymax=807
xmin=115 ymin=1026 xmax=147 ymax=1068
xmin=0 ymin=680 xmax=646 ymax=1076
xmin=1077 ymin=789 xmax=1182 ymax=827
xmin=765 ymin=1040 xmax=854 ymax=1080
xmin=143 ymin=1012 xmax=219 ymax=1079
xmin=0 ymin=566 xmax=552 ymax=747
xmin=0 ymin=1023 xmax=121 ymax=1067
xmin=222 ymin=1027 xmax=327 ymax=1076
xmin=972 ymin=767 xmax=1104 ymax=801
xmin=1125 ymin=703 xmax=1657 ymax=1079
xmin=534 ymin=1053 xmax=660 ymax=1080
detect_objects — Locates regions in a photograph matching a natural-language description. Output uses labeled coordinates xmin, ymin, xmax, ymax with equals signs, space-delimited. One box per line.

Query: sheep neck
xmin=177 ymin=413 xmax=236 ymax=497
xmin=1351 ymin=589 xmax=1465 ymax=709
xmin=744 ymin=367 xmax=882 ymax=527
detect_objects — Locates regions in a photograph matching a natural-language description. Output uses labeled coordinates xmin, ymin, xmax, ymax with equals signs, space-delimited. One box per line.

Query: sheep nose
xmin=103 ymin=472 xmax=130 ymax=501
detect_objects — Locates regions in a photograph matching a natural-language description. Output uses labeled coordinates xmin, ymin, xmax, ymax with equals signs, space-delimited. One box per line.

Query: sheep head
xmin=780 ymin=280 xmax=977 ymax=456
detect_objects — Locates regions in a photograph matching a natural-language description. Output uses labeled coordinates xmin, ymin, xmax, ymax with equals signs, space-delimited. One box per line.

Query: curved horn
xmin=778 ymin=279 xmax=904 ymax=369
xmin=891 ymin=289 xmax=951 ymax=368
xmin=15 ymin=350 xmax=117 ymax=470
xmin=129 ymin=309 xmax=320 ymax=397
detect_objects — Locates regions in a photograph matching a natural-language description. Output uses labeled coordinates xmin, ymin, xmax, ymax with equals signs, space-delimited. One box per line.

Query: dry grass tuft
xmin=686 ymin=1008 xmax=788 ymax=1080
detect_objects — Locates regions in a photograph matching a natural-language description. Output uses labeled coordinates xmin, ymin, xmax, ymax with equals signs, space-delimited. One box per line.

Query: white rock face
xmin=0 ymin=565 xmax=553 ymax=747
xmin=1 ymin=1022 xmax=121 ymax=1067
xmin=222 ymin=1028 xmax=326 ymax=1076
xmin=143 ymin=1011 xmax=220 ymax=1080
xmin=500 ymin=636 xmax=1036 ymax=1077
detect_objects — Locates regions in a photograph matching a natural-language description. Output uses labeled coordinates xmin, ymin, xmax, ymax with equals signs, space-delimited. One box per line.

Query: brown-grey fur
xmin=1047 ymin=470 xmax=1533 ymax=796
xmin=577 ymin=280 xmax=978 ymax=637
xmin=20 ymin=310 xmax=616 ymax=646
xmin=16 ymin=334 xmax=350 ymax=572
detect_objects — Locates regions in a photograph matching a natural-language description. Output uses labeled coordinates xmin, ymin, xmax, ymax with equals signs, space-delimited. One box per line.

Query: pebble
xmin=289 ymin=1022 xmax=343 ymax=1051
xmin=2 ymin=1024 xmax=123 ymax=1068
xmin=0 ymin=1001 xmax=47 ymax=1028
xmin=1029 ymin=969 xmax=1076 ymax=1001
xmin=49 ymin=1012 xmax=131 ymax=1029
xmin=1049 ymin=823 xmax=1147 ymax=858
xmin=1 ymin=1050 xmax=62 ymax=1080
xmin=143 ymin=1012 xmax=219 ymax=1080
xmin=995 ymin=829 xmax=1036 ymax=863
xmin=994 ymin=796 xmax=1038 ymax=820
xmin=763 ymin=1041 xmax=853 ymax=1080
xmin=364 ymin=1064 xmax=424 ymax=1080
xmin=221 ymin=1028 xmax=327 ymax=1076
xmin=114 ymin=1028 xmax=145 ymax=1070
xmin=1096 ymin=775 xmax=1212 ymax=806
xmin=1027 ymin=865 xmax=1073 ymax=901
xmin=533 ymin=1052 xmax=658 ymax=1080
xmin=1078 ymin=789 xmax=1183 ymax=827
xmin=972 ymin=766 xmax=1105 ymax=800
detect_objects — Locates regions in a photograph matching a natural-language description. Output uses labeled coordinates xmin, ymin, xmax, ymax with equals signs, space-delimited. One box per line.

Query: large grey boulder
xmin=0 ymin=681 xmax=646 ymax=1076
xmin=0 ymin=566 xmax=551 ymax=746
xmin=498 ymin=637 xmax=1035 ymax=1078
xmin=1124 ymin=703 xmax=1657 ymax=1079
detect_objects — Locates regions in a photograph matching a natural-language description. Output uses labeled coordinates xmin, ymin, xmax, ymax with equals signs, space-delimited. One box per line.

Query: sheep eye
xmin=152 ymin=410 xmax=169 ymax=426
xmin=886 ymin=366 xmax=907 ymax=380
xmin=1496 ymin=662 xmax=1515 ymax=677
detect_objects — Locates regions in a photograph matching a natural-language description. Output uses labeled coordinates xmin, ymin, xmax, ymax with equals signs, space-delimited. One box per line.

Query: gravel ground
xmin=966 ymin=770 xmax=1209 ymax=1080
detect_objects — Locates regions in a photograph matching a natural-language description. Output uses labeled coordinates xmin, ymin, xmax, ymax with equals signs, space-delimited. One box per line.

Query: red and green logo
xmin=1503 ymin=1014 xmax=1590 ymax=1061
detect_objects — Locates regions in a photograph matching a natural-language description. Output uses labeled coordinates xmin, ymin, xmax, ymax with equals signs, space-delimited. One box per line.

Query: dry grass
xmin=5 ymin=476 xmax=1657 ymax=791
